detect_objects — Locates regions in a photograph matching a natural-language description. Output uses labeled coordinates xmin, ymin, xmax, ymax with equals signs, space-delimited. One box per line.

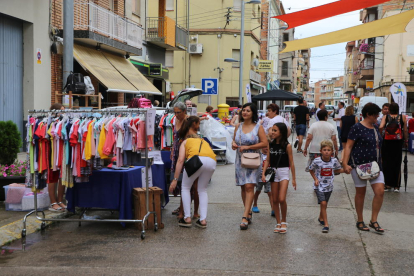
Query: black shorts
xmin=314 ymin=189 xmax=332 ymax=204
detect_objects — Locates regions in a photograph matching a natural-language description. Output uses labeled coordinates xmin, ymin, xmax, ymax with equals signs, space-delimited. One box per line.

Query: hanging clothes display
xmin=26 ymin=109 xmax=159 ymax=190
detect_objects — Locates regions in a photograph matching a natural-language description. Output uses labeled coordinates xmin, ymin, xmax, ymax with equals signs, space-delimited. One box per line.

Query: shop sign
xmin=257 ymin=60 xmax=273 ymax=72
xmin=366 ymin=80 xmax=374 ymax=90
xmin=149 ymin=64 xmax=162 ymax=76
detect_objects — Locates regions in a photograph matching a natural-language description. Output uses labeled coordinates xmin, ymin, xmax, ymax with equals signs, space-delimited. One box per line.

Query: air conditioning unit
xmin=188 ymin=43 xmax=203 ymax=54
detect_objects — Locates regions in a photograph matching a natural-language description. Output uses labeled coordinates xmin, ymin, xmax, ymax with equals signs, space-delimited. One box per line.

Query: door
xmin=0 ymin=14 xmax=23 ymax=138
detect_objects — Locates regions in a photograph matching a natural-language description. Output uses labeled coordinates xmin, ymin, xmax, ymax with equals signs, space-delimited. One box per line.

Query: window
xmin=283 ymin=33 xmax=289 ymax=42
xmin=132 ymin=0 xmax=141 ymax=15
xmin=410 ymin=63 xmax=414 ymax=82
xmin=226 ymin=97 xmax=242 ymax=107
xmin=232 ymin=49 xmax=240 ymax=68
xmin=166 ymin=0 xmax=174 ymax=11
xmin=282 ymin=61 xmax=288 ymax=76
xmin=233 ymin=0 xmax=241 ymax=12
xmin=165 ymin=51 xmax=174 ymax=67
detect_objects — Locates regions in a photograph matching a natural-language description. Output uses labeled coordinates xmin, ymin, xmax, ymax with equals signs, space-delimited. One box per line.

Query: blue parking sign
xmin=202 ymin=78 xmax=218 ymax=95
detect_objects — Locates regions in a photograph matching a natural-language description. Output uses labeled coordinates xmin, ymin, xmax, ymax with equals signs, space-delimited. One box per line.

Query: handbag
xmin=352 ymin=127 xmax=381 ymax=180
xmin=239 ymin=123 xmax=261 ymax=169
xmin=184 ymin=140 xmax=204 ymax=177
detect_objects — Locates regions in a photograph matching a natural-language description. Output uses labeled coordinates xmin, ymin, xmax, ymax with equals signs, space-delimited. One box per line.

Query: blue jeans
xmin=337 ymin=126 xmax=343 ymax=151
xmin=296 ymin=124 xmax=307 ymax=136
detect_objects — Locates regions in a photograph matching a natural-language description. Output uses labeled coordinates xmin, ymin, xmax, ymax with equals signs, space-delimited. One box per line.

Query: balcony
xmin=66 ymin=0 xmax=144 ymax=55
xmin=359 ymin=68 xmax=374 ymax=80
xmin=146 ymin=17 xmax=188 ymax=50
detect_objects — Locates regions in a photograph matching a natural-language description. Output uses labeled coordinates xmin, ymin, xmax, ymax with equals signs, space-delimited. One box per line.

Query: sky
xmin=281 ymin=0 xmax=362 ymax=84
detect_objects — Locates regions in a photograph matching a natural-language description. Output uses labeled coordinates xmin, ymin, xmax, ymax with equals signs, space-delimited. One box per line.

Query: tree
xmin=0 ymin=121 xmax=22 ymax=165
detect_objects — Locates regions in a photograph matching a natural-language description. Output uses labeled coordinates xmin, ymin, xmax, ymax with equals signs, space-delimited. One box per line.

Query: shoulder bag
xmin=352 ymin=127 xmax=380 ymax=180
xmin=239 ymin=124 xmax=261 ymax=169
xmin=184 ymin=139 xmax=204 ymax=177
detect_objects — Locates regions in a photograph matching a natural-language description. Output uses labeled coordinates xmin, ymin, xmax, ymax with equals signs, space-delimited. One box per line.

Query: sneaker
xmin=271 ymin=210 xmax=275 ymax=217
xmin=294 ymin=139 xmax=299 ymax=148
xmin=384 ymin=188 xmax=390 ymax=192
xmin=318 ymin=218 xmax=325 ymax=226
xmin=322 ymin=226 xmax=329 ymax=233
xmin=252 ymin=206 xmax=260 ymax=213
xmin=394 ymin=188 xmax=400 ymax=193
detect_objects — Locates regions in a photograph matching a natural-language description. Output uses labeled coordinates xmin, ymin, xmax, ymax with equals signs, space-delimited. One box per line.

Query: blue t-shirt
xmin=347 ymin=123 xmax=383 ymax=169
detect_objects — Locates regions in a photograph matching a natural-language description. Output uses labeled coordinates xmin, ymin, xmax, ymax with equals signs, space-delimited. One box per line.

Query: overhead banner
xmin=390 ymin=83 xmax=407 ymax=114
xmin=274 ymin=0 xmax=390 ymax=30
xmin=281 ymin=9 xmax=414 ymax=53
xmin=257 ymin=60 xmax=273 ymax=72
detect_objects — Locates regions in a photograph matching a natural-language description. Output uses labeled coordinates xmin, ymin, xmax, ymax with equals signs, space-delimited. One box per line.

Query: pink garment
xmin=103 ymin=119 xmax=116 ymax=156
xmin=137 ymin=121 xmax=146 ymax=150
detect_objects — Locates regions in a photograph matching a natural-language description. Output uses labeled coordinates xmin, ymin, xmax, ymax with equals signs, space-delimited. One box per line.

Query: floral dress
xmin=234 ymin=123 xmax=261 ymax=186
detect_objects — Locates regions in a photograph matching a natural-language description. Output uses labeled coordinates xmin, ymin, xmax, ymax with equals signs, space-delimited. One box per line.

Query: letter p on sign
xmin=202 ymin=78 xmax=218 ymax=95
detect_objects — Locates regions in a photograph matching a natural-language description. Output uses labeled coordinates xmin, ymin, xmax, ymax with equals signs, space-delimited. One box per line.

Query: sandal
xmin=57 ymin=202 xmax=67 ymax=210
xmin=240 ymin=217 xmax=249 ymax=230
xmin=195 ymin=219 xmax=207 ymax=229
xmin=273 ymin=224 xmax=281 ymax=233
xmin=356 ymin=221 xmax=370 ymax=231
xmin=247 ymin=212 xmax=253 ymax=225
xmin=369 ymin=221 xmax=384 ymax=233
xmin=279 ymin=222 xmax=288 ymax=234
xmin=178 ymin=218 xmax=192 ymax=228
xmin=172 ymin=207 xmax=180 ymax=215
xmin=48 ymin=202 xmax=63 ymax=212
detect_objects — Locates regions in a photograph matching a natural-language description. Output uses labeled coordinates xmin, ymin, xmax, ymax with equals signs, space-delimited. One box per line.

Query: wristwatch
xmin=173 ymin=178 xmax=179 ymax=181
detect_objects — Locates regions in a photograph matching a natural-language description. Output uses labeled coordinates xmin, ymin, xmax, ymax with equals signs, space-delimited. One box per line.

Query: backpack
xmin=63 ymin=72 xmax=86 ymax=94
xmin=384 ymin=115 xmax=402 ymax=140
xmin=83 ymin=76 xmax=95 ymax=95
xmin=137 ymin=97 xmax=152 ymax=108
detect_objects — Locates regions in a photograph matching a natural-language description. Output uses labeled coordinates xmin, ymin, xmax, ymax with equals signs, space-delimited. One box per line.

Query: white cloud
xmin=282 ymin=0 xmax=362 ymax=82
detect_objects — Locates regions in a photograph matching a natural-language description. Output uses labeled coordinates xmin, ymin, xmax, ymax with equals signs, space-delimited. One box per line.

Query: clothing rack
xmin=23 ymin=108 xmax=163 ymax=240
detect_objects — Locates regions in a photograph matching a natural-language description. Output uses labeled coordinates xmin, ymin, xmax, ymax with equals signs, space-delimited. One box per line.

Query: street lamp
xmin=224 ymin=0 xmax=260 ymax=105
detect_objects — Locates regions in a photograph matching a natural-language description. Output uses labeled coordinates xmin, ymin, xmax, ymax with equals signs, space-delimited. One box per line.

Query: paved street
xmin=1 ymin=120 xmax=414 ymax=276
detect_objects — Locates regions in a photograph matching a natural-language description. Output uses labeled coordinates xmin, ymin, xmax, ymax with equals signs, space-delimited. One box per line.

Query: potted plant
xmin=0 ymin=120 xmax=24 ymax=201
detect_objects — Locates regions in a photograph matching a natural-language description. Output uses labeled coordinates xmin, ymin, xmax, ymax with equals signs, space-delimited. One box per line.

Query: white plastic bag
xmin=84 ymin=76 xmax=95 ymax=95
xmin=200 ymin=118 xmax=236 ymax=164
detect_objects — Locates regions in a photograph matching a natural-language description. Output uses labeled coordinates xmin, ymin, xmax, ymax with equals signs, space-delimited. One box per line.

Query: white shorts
xmin=271 ymin=167 xmax=290 ymax=183
xmin=351 ymin=169 xmax=385 ymax=188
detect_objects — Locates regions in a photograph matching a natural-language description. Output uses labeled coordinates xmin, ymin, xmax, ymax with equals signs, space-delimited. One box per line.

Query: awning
xmin=73 ymin=44 xmax=161 ymax=95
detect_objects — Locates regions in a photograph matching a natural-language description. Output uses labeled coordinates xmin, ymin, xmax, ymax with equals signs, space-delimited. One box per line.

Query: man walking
xmin=377 ymin=103 xmax=389 ymax=125
xmin=333 ymin=102 xmax=345 ymax=151
xmin=315 ymin=102 xmax=333 ymax=121
xmin=293 ymin=98 xmax=310 ymax=153
xmin=303 ymin=110 xmax=338 ymax=172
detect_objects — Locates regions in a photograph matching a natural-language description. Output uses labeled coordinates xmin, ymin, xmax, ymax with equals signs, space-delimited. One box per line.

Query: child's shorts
xmin=256 ymin=182 xmax=271 ymax=193
xmin=314 ymin=189 xmax=332 ymax=204
xmin=268 ymin=167 xmax=290 ymax=183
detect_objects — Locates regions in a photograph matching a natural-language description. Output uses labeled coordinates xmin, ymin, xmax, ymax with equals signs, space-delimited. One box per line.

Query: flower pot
xmin=0 ymin=176 xmax=26 ymax=201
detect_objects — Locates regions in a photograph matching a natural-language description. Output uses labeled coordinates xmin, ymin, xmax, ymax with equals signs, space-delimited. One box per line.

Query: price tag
xmin=146 ymin=108 xmax=156 ymax=135
xmin=148 ymin=151 xmax=163 ymax=165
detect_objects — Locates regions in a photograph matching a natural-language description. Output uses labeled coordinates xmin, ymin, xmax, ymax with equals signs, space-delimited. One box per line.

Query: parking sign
xmin=202 ymin=78 xmax=218 ymax=95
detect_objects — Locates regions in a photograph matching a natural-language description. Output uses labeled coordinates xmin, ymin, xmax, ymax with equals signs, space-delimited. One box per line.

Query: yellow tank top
xmin=185 ymin=138 xmax=216 ymax=161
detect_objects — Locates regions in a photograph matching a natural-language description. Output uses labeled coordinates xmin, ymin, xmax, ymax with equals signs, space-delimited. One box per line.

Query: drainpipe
xmin=63 ymin=0 xmax=74 ymax=84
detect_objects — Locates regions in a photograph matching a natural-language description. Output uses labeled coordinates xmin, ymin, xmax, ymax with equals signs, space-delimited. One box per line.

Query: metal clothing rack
xmin=23 ymin=108 xmax=161 ymax=240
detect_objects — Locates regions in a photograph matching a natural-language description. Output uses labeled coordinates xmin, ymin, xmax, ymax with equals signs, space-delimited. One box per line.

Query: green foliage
xmin=0 ymin=121 xmax=22 ymax=165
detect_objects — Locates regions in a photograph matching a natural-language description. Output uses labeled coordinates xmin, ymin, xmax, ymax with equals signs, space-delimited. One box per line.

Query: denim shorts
xmin=314 ymin=189 xmax=332 ymax=204
xmin=256 ymin=182 xmax=271 ymax=193
xmin=296 ymin=124 xmax=307 ymax=136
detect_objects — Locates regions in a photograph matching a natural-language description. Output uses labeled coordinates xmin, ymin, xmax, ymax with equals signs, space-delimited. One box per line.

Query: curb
xmin=0 ymin=211 xmax=70 ymax=247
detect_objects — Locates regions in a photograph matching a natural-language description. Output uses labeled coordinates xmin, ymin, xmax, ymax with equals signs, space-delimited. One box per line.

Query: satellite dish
xmin=253 ymin=58 xmax=259 ymax=67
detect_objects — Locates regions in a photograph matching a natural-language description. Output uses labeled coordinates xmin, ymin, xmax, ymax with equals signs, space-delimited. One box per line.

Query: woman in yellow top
xmin=170 ymin=116 xmax=217 ymax=228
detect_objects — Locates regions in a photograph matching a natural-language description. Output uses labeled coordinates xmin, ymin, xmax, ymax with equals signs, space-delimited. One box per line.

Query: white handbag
xmin=352 ymin=127 xmax=381 ymax=180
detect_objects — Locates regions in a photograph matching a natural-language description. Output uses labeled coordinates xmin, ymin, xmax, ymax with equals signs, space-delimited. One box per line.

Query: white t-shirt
xmin=307 ymin=121 xmax=336 ymax=153
xmin=262 ymin=115 xmax=290 ymax=134
xmin=336 ymin=108 xmax=345 ymax=127
xmin=309 ymin=157 xmax=342 ymax=192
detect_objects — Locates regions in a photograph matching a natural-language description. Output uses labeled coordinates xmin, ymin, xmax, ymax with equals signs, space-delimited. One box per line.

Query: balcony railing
xmin=67 ymin=0 xmax=143 ymax=49
xmin=147 ymin=16 xmax=185 ymax=49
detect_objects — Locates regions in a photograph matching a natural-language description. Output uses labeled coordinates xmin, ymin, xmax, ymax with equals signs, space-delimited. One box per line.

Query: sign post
xmin=202 ymin=78 xmax=218 ymax=106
